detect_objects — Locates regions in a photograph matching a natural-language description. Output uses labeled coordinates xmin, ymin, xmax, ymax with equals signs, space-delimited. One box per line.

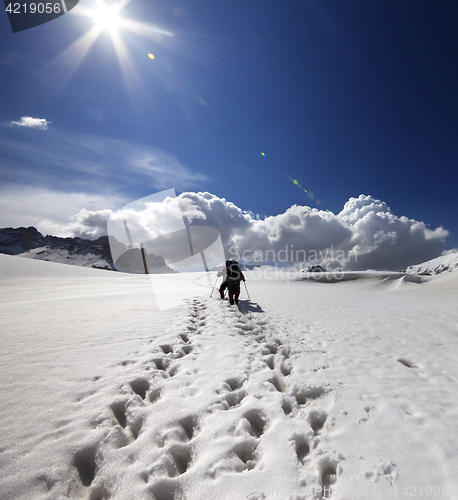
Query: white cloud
xmin=40 ymin=208 xmax=114 ymax=240
xmin=59 ymin=191 xmax=447 ymax=270
xmin=0 ymin=187 xmax=449 ymax=270
xmin=442 ymin=248 xmax=458 ymax=256
xmin=0 ymin=185 xmax=124 ymax=239
xmin=338 ymin=195 xmax=449 ymax=270
xmin=0 ymin=130 xmax=207 ymax=191
xmin=11 ymin=117 xmax=51 ymax=130
xmin=174 ymin=192 xmax=449 ymax=271
xmin=131 ymin=151 xmax=208 ymax=189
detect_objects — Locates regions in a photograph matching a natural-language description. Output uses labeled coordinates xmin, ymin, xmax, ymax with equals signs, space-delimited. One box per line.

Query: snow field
xmin=1 ymin=254 xmax=458 ymax=500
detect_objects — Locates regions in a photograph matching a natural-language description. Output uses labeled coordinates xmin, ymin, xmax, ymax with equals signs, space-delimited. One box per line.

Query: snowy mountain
xmin=403 ymin=251 xmax=458 ymax=275
xmin=0 ymin=226 xmax=114 ymax=269
xmin=0 ymin=227 xmax=174 ymax=273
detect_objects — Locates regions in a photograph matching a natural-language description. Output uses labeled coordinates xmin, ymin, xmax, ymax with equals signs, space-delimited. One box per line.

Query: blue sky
xmin=1 ymin=0 xmax=457 ymax=255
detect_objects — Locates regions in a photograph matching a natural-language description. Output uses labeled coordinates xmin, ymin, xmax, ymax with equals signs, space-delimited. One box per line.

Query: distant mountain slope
xmin=0 ymin=227 xmax=174 ymax=273
xmin=0 ymin=227 xmax=114 ymax=270
xmin=403 ymin=251 xmax=458 ymax=275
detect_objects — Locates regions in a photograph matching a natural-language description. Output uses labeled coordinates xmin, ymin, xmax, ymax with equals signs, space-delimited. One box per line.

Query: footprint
xmin=73 ymin=446 xmax=97 ymax=487
xmin=309 ymin=410 xmax=327 ymax=436
xmin=304 ymin=386 xmax=326 ymax=400
xmin=153 ymin=358 xmax=169 ymax=372
xmin=363 ymin=406 xmax=374 ymax=419
xmin=293 ymin=386 xmax=326 ymax=407
xmin=265 ymin=355 xmax=275 ymax=370
xmin=225 ymin=378 xmax=244 ymax=391
xmin=179 ymin=415 xmax=199 ymax=441
xmin=169 ymin=444 xmax=193 ymax=475
xmin=118 ymin=360 xmax=136 ymax=367
xmin=125 ymin=398 xmax=144 ymax=440
xmin=321 ymin=464 xmax=337 ymax=497
xmin=224 ymin=390 xmax=246 ymax=408
xmin=365 ymin=460 xmax=397 ymax=487
xmin=129 ymin=378 xmax=150 ymax=400
xmin=263 ymin=343 xmax=278 ymax=355
xmin=282 ymin=399 xmax=293 ymax=416
xmin=128 ymin=415 xmax=143 ymax=440
xmin=160 ymin=344 xmax=174 ymax=354
xmin=178 ymin=333 xmax=189 ymax=343
xmin=243 ymin=409 xmax=267 ymax=438
xmin=267 ymin=375 xmax=286 ymax=393
xmin=280 ymin=346 xmax=291 ymax=359
xmin=232 ymin=440 xmax=258 ymax=471
xmin=294 ymin=389 xmax=307 ymax=406
xmin=398 ymin=358 xmax=418 ymax=369
xmin=292 ymin=435 xmax=310 ymax=465
xmin=102 ymin=425 xmax=130 ymax=450
xmin=148 ymin=388 xmax=162 ymax=404
xmin=110 ymin=400 xmax=127 ymax=428
xmin=280 ymin=360 xmax=292 ymax=376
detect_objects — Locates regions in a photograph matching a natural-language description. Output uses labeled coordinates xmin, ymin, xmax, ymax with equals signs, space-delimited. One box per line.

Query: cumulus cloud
xmin=0 ymin=185 xmax=124 ymax=239
xmin=11 ymin=117 xmax=51 ymax=130
xmin=40 ymin=208 xmax=113 ymax=240
xmin=3 ymin=187 xmax=448 ymax=271
xmin=442 ymin=248 xmax=458 ymax=256
xmin=173 ymin=193 xmax=449 ymax=271
xmin=338 ymin=195 xmax=448 ymax=270
xmin=104 ymin=191 xmax=447 ymax=270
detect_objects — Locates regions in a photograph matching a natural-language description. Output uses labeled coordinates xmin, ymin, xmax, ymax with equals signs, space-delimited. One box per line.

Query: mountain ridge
xmin=0 ymin=226 xmax=172 ymax=273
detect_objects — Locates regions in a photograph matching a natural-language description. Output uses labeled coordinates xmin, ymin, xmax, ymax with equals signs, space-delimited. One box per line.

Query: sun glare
xmin=41 ymin=0 xmax=175 ymax=96
xmin=91 ymin=4 xmax=121 ymax=32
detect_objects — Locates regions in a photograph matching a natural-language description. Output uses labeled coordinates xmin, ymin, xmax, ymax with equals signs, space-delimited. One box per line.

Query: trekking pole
xmin=243 ymin=281 xmax=251 ymax=301
xmin=210 ymin=275 xmax=219 ymax=298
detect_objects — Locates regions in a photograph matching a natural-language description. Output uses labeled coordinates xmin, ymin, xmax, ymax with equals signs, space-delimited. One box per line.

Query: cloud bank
xmin=11 ymin=117 xmax=51 ymax=130
xmin=37 ymin=192 xmax=448 ymax=271
xmin=173 ymin=193 xmax=448 ymax=271
xmin=0 ymin=185 xmax=122 ymax=240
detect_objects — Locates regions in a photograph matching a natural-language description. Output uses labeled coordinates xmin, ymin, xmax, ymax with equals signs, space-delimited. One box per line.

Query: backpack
xmin=226 ymin=260 xmax=241 ymax=281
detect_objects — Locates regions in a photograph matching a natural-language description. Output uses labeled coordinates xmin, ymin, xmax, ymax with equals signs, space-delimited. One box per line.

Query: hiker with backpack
xmin=218 ymin=260 xmax=230 ymax=299
xmin=222 ymin=260 xmax=245 ymax=305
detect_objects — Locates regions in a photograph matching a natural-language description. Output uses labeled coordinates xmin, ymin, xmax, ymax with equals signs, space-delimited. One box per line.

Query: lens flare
xmin=284 ymin=173 xmax=334 ymax=215
xmin=285 ymin=174 xmax=307 ymax=193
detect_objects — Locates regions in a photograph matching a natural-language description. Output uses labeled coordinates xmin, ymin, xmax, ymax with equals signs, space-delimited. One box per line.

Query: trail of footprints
xmin=72 ymin=299 xmax=206 ymax=499
xmin=228 ymin=305 xmax=340 ymax=498
xmin=72 ymin=298 xmax=340 ymax=500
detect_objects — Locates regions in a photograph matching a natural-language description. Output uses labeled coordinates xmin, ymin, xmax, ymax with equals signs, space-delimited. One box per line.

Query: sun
xmin=90 ymin=3 xmax=122 ymax=33
xmin=43 ymin=0 xmax=174 ymax=95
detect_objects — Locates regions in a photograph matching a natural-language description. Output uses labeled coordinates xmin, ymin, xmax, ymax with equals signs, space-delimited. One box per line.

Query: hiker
xmin=225 ymin=260 xmax=245 ymax=305
xmin=218 ymin=260 xmax=230 ymax=299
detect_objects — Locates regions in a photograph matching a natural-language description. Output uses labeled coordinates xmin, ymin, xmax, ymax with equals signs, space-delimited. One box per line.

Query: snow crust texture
xmin=66 ymin=297 xmax=341 ymax=500
xmin=1 ymin=254 xmax=458 ymax=500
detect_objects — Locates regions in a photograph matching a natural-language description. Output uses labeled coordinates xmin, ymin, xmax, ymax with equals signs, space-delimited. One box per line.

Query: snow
xmin=1 ymin=254 xmax=458 ymax=500
xmin=404 ymin=251 xmax=458 ymax=275
xmin=19 ymin=246 xmax=112 ymax=269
